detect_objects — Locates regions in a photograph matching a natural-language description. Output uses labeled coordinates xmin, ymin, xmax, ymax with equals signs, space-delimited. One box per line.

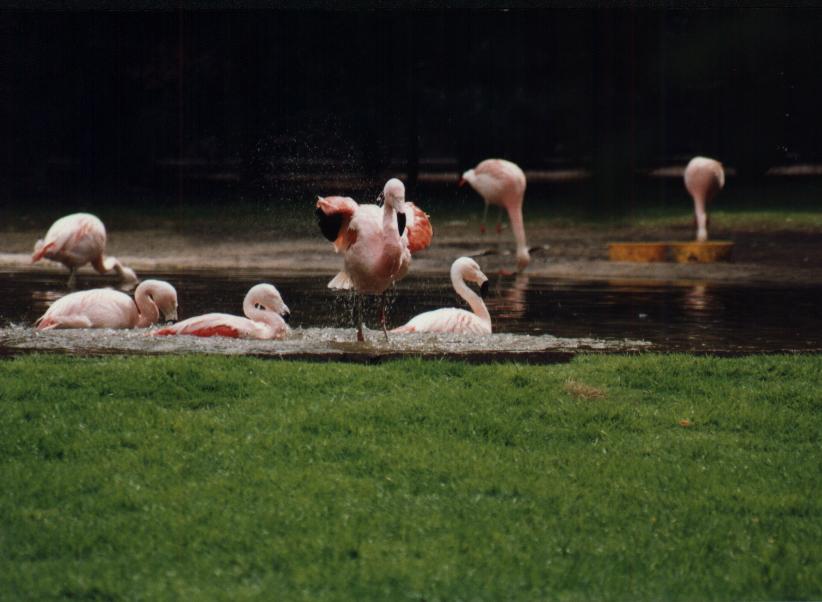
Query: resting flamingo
xmin=32 ymin=212 xmax=138 ymax=288
xmin=684 ymin=156 xmax=725 ymax=242
xmin=316 ymin=178 xmax=433 ymax=341
xmin=35 ymin=279 xmax=178 ymax=330
xmin=154 ymin=283 xmax=290 ymax=340
xmin=460 ymin=159 xmax=530 ymax=272
xmin=392 ymin=257 xmax=491 ymax=335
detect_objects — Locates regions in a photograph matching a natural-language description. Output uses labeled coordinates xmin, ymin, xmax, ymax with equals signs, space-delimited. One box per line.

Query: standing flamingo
xmin=460 ymin=159 xmax=530 ymax=272
xmin=684 ymin=156 xmax=725 ymax=242
xmin=32 ymin=212 xmax=138 ymax=288
xmin=35 ymin=279 xmax=178 ymax=330
xmin=391 ymin=257 xmax=491 ymax=335
xmin=153 ymin=283 xmax=290 ymax=340
xmin=316 ymin=178 xmax=433 ymax=341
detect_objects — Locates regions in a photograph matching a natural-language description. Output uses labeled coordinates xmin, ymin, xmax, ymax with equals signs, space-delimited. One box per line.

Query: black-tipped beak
xmin=480 ymin=280 xmax=489 ymax=299
xmin=376 ymin=191 xmax=385 ymax=206
xmin=282 ymin=310 xmax=291 ymax=323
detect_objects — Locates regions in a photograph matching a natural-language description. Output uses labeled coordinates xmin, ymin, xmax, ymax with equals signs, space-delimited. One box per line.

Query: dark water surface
xmin=0 ymin=269 xmax=820 ymax=358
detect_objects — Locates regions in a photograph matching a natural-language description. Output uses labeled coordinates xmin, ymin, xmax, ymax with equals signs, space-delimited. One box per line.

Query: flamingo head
xmin=460 ymin=169 xmax=475 ymax=188
xmin=452 ymin=256 xmax=489 ymax=298
xmin=382 ymin=178 xmax=406 ymax=211
xmin=139 ymin=279 xmax=179 ymax=322
xmin=246 ymin=283 xmax=290 ymax=322
xmin=516 ymin=247 xmax=531 ymax=272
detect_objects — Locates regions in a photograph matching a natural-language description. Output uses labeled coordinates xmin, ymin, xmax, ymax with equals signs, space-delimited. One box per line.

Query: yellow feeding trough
xmin=608 ymin=242 xmax=668 ymax=262
xmin=669 ymin=241 xmax=734 ymax=263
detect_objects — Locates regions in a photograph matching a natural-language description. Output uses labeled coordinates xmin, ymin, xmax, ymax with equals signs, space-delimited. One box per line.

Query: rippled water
xmin=1 ymin=269 xmax=820 ymax=359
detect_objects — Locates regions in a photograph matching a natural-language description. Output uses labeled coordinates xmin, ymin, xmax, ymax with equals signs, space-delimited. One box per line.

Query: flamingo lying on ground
xmin=392 ymin=256 xmax=491 ymax=335
xmin=154 ymin=283 xmax=290 ymax=340
xmin=460 ymin=159 xmax=530 ymax=272
xmin=684 ymin=156 xmax=725 ymax=242
xmin=316 ymin=178 xmax=433 ymax=341
xmin=35 ymin=279 xmax=178 ymax=330
xmin=32 ymin=212 xmax=138 ymax=288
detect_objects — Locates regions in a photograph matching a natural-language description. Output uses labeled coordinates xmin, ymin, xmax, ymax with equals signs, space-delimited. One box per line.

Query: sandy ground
xmin=2 ymin=222 xmax=821 ymax=285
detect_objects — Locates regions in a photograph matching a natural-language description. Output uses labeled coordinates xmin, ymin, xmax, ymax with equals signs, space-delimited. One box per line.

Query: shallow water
xmin=0 ymin=269 xmax=820 ymax=359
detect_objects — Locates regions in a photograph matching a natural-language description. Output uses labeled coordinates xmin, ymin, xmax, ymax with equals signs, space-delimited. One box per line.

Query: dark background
xmin=2 ymin=8 xmax=822 ymax=210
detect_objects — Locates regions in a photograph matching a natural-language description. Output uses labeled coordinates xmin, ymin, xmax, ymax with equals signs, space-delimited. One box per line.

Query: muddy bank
xmin=1 ymin=222 xmax=821 ymax=285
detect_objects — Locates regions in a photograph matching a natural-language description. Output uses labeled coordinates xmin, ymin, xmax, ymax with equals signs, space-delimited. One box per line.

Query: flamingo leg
xmin=480 ymin=203 xmax=489 ymax=235
xmin=355 ymin=294 xmax=365 ymax=342
xmin=66 ymin=267 xmax=77 ymax=290
xmin=379 ymin=292 xmax=389 ymax=340
xmin=495 ymin=206 xmax=504 ymax=235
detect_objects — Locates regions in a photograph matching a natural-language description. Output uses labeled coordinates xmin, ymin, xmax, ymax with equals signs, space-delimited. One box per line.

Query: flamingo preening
xmin=154 ymin=283 xmax=290 ymax=340
xmin=460 ymin=159 xmax=530 ymax=272
xmin=684 ymin=156 xmax=725 ymax=242
xmin=32 ymin=213 xmax=138 ymax=288
xmin=315 ymin=178 xmax=433 ymax=341
xmin=35 ymin=279 xmax=178 ymax=330
xmin=391 ymin=256 xmax=491 ymax=335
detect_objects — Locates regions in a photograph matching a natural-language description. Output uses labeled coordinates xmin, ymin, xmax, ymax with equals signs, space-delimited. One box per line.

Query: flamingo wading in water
xmin=684 ymin=156 xmax=725 ymax=242
xmin=35 ymin=279 xmax=178 ymax=330
xmin=460 ymin=159 xmax=530 ymax=272
xmin=32 ymin=212 xmax=138 ymax=288
xmin=154 ymin=283 xmax=290 ymax=340
xmin=391 ymin=257 xmax=491 ymax=335
xmin=315 ymin=178 xmax=433 ymax=341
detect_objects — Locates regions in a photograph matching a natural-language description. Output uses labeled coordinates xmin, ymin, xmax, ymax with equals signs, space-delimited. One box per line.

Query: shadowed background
xmin=3 ymin=8 xmax=822 ymax=214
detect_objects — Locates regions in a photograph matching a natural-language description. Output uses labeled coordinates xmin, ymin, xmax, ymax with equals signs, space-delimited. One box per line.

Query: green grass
xmin=1 ymin=354 xmax=821 ymax=601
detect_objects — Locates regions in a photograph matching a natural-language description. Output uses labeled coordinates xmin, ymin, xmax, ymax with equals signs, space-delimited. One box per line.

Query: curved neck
xmin=134 ymin=286 xmax=160 ymax=327
xmin=382 ymin=201 xmax=402 ymax=251
xmin=506 ymin=203 xmax=529 ymax=266
xmin=693 ymin=196 xmax=708 ymax=241
xmin=243 ymin=298 xmax=286 ymax=330
xmin=452 ymin=270 xmax=490 ymax=324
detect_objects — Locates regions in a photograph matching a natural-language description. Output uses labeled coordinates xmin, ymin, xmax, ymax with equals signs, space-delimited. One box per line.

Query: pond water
xmin=0 ymin=269 xmax=820 ymax=360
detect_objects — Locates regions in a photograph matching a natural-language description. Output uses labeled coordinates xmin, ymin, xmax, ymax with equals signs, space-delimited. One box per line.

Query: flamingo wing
xmin=391 ymin=308 xmax=490 ymax=335
xmin=36 ymin=288 xmax=137 ymax=330
xmin=403 ymin=202 xmax=433 ymax=253
xmin=153 ymin=313 xmax=285 ymax=339
xmin=316 ymin=196 xmax=359 ymax=253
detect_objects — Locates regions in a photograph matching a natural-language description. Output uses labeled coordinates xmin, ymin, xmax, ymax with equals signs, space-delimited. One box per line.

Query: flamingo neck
xmin=507 ymin=203 xmax=530 ymax=270
xmin=134 ymin=286 xmax=160 ymax=327
xmin=693 ymin=196 xmax=708 ymax=241
xmin=382 ymin=202 xmax=402 ymax=251
xmin=243 ymin=297 xmax=287 ymax=332
xmin=452 ymin=269 xmax=490 ymax=325
xmin=102 ymin=256 xmax=138 ymax=282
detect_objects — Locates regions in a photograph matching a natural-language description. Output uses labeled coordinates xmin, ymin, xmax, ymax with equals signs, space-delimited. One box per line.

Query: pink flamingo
xmin=316 ymin=178 xmax=433 ymax=341
xmin=460 ymin=159 xmax=530 ymax=272
xmin=684 ymin=156 xmax=725 ymax=242
xmin=32 ymin=212 xmax=138 ymax=288
xmin=392 ymin=257 xmax=491 ymax=335
xmin=35 ymin=279 xmax=178 ymax=330
xmin=153 ymin=283 xmax=290 ymax=340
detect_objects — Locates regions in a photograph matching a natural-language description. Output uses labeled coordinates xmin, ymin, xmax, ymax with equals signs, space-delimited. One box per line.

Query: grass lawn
xmin=1 ymin=354 xmax=821 ymax=600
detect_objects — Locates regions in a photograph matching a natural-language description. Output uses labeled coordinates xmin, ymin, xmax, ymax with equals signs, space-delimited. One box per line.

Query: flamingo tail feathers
xmin=328 ymin=271 xmax=354 ymax=290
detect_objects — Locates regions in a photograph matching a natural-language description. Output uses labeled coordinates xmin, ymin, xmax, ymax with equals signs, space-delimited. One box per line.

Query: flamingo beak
xmin=376 ymin=191 xmax=385 ymax=206
xmin=480 ymin=280 xmax=489 ymax=299
xmin=458 ymin=177 xmax=466 ymax=187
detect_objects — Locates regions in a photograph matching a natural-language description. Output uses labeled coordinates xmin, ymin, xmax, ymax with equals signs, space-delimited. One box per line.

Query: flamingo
xmin=35 ymin=279 xmax=178 ymax=330
xmin=32 ymin=212 xmax=138 ymax=288
xmin=315 ymin=178 xmax=433 ymax=341
xmin=153 ymin=283 xmax=290 ymax=340
xmin=391 ymin=257 xmax=491 ymax=335
xmin=460 ymin=159 xmax=530 ymax=272
xmin=684 ymin=156 xmax=725 ymax=242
